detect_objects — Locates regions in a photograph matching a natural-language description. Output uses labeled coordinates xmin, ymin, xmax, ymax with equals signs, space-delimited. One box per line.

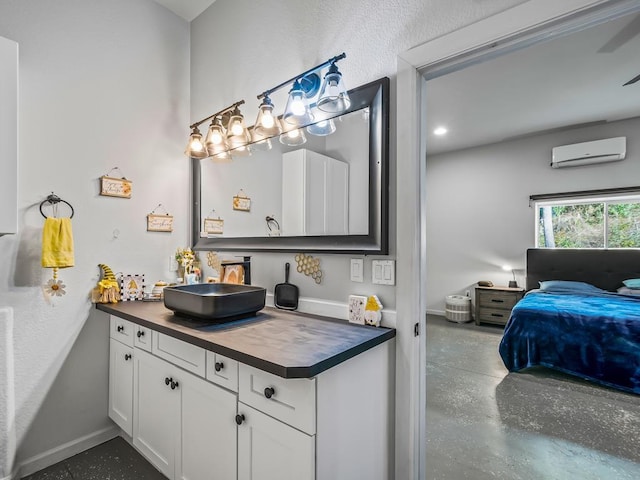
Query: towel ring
xmin=40 ymin=193 xmax=75 ymax=219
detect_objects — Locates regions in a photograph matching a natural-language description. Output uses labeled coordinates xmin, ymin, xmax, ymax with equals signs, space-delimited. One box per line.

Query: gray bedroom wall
xmin=425 ymin=116 xmax=640 ymax=314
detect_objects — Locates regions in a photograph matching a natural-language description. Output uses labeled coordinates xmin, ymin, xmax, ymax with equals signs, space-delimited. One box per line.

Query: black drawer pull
xmin=214 ymin=361 xmax=224 ymax=372
xmin=490 ymin=299 xmax=505 ymax=303
xmin=137 ymin=330 xmax=145 ymax=338
xmin=117 ymin=325 xmax=124 ymax=332
xmin=124 ymin=353 xmax=132 ymax=361
xmin=491 ymin=313 xmax=504 ymax=317
xmin=235 ymin=414 xmax=245 ymax=425
xmin=264 ymin=387 xmax=275 ymax=399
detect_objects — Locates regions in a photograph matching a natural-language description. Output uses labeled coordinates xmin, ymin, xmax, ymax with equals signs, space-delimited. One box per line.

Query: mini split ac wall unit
xmin=551 ymin=136 xmax=627 ymax=168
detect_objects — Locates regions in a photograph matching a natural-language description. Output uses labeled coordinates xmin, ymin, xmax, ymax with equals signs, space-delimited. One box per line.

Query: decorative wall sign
xmin=100 ymin=167 xmax=132 ymax=198
xmin=204 ymin=217 xmax=224 ymax=234
xmin=232 ymin=189 xmax=251 ymax=212
xmin=120 ymin=274 xmax=145 ymax=301
xmin=147 ymin=204 xmax=173 ymax=232
xmin=348 ymin=295 xmax=367 ymax=325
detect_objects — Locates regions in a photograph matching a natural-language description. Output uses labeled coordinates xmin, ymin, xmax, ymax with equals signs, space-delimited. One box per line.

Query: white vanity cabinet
xmin=108 ymin=317 xmax=134 ymax=436
xmin=105 ymin=307 xmax=394 ymax=480
xmin=133 ymin=344 xmax=237 ymax=480
xmin=0 ymin=36 xmax=18 ymax=236
xmin=281 ymin=149 xmax=349 ymax=236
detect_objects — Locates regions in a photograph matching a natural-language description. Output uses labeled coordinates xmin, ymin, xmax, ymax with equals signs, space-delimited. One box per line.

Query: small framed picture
xmin=204 ymin=217 xmax=224 ymax=235
xmin=233 ymin=191 xmax=251 ymax=212
xmin=120 ymin=274 xmax=145 ymax=301
xmin=147 ymin=214 xmax=173 ymax=232
xmin=100 ymin=175 xmax=132 ymax=198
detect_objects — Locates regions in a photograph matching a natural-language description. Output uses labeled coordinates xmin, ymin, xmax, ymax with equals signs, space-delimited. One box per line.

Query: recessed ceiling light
xmin=433 ymin=126 xmax=448 ymax=136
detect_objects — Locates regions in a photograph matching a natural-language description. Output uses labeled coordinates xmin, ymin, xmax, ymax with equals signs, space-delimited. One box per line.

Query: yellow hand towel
xmin=41 ymin=217 xmax=75 ymax=268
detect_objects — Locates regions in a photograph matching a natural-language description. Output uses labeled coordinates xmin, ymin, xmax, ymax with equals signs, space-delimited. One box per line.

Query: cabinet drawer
xmin=479 ymin=292 xmax=519 ymax=310
xmin=152 ymin=332 xmax=206 ymax=377
xmin=477 ymin=307 xmax=511 ymax=325
xmin=110 ymin=316 xmax=134 ymax=347
xmin=206 ymin=351 xmax=238 ymax=392
xmin=134 ymin=325 xmax=152 ymax=352
xmin=239 ymin=364 xmax=316 ymax=435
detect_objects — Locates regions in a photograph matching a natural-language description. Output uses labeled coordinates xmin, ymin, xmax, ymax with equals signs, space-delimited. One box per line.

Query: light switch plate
xmin=350 ymin=258 xmax=364 ymax=282
xmin=372 ymin=260 xmax=395 ymax=285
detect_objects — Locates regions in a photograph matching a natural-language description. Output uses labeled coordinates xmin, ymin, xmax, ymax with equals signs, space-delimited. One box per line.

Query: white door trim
xmin=395 ymin=1 xmax=626 ymax=479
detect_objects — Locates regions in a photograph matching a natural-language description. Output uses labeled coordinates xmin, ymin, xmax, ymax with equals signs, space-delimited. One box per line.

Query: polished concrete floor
xmin=24 ymin=315 xmax=640 ymax=479
xmin=22 ymin=437 xmax=164 ymax=480
xmin=426 ymin=314 xmax=640 ymax=480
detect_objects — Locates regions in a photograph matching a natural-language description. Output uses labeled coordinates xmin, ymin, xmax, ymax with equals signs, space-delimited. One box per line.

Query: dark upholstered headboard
xmin=526 ymin=249 xmax=640 ymax=292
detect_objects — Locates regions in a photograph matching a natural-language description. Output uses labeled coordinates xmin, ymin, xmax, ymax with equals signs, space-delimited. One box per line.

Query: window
xmin=535 ymin=194 xmax=640 ymax=248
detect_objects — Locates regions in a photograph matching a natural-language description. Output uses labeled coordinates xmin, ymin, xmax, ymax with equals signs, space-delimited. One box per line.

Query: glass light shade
xmin=254 ymin=98 xmax=281 ymax=137
xmin=204 ymin=120 xmax=228 ymax=157
xmin=229 ymin=145 xmax=251 ymax=157
xmin=283 ymin=80 xmax=314 ymax=126
xmin=306 ymin=118 xmax=336 ymax=136
xmin=279 ymin=128 xmax=307 ymax=146
xmin=211 ymin=150 xmax=233 ymax=163
xmin=185 ymin=127 xmax=207 ymax=158
xmin=317 ymin=64 xmax=351 ymax=113
xmin=226 ymin=107 xmax=249 ymax=141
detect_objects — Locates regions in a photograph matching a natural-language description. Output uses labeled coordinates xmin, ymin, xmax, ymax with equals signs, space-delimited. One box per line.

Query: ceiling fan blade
xmin=598 ymin=14 xmax=640 ymax=53
xmin=623 ymin=73 xmax=640 ymax=86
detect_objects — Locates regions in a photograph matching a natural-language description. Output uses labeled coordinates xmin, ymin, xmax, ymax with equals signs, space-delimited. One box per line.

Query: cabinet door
xmin=238 ymin=404 xmax=314 ymax=480
xmin=133 ymin=349 xmax=179 ymax=479
xmin=108 ymin=339 xmax=133 ymax=436
xmin=178 ymin=373 xmax=237 ymax=480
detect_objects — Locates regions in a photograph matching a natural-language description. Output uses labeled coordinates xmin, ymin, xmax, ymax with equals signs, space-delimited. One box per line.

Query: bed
xmin=498 ymin=248 xmax=640 ymax=394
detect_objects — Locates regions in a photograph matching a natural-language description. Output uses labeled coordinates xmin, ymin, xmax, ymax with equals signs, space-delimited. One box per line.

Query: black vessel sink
xmin=163 ymin=283 xmax=266 ymax=320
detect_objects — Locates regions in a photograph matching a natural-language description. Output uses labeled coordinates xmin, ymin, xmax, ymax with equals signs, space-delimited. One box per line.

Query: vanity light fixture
xmin=254 ymin=95 xmax=282 ymax=136
xmin=257 ymin=52 xmax=349 ymax=128
xmin=184 ymin=100 xmax=246 ymax=158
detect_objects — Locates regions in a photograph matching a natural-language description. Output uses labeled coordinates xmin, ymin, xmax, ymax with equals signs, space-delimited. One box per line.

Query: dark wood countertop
xmin=97 ymin=302 xmax=395 ymax=379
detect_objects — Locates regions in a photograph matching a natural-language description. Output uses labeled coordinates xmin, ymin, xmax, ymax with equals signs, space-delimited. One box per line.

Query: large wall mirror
xmin=191 ymin=77 xmax=389 ymax=254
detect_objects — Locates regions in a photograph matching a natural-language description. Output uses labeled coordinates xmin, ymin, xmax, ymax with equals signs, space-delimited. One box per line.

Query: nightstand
xmin=475 ymin=286 xmax=524 ymax=326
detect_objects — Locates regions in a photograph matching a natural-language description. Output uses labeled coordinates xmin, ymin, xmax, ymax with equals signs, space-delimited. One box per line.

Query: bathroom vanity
xmin=97 ymin=302 xmax=395 ymax=480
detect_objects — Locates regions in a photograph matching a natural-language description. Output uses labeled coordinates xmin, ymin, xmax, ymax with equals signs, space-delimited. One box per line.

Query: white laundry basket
xmin=445 ymin=295 xmax=472 ymax=323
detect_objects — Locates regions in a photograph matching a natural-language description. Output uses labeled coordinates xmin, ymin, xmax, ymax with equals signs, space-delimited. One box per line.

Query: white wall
xmin=190 ymin=0 xmax=525 ymax=310
xmin=0 ymin=0 xmax=189 ymax=473
xmin=426 ymin=116 xmax=640 ymax=313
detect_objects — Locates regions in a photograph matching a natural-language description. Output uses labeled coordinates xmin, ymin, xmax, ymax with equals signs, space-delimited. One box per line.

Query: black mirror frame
xmin=191 ymin=76 xmax=389 ymax=254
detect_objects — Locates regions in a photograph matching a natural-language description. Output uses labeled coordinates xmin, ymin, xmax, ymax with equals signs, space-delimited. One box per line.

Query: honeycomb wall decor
xmin=295 ymin=253 xmax=323 ymax=284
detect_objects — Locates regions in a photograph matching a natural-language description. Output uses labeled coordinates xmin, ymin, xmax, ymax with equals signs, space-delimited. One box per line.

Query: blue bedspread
xmin=499 ymin=290 xmax=640 ymax=394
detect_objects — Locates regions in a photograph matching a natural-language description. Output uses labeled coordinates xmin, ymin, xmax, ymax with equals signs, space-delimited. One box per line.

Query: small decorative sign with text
xmin=100 ymin=168 xmax=132 ymax=198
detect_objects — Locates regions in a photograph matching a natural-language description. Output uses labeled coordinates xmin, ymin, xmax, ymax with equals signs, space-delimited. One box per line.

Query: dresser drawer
xmin=152 ymin=332 xmax=206 ymax=377
xmin=206 ymin=351 xmax=238 ymax=392
xmin=477 ymin=307 xmax=511 ymax=325
xmin=134 ymin=325 xmax=152 ymax=352
xmin=239 ymin=364 xmax=316 ymax=435
xmin=478 ymin=291 xmax=519 ymax=310
xmin=110 ymin=316 xmax=134 ymax=347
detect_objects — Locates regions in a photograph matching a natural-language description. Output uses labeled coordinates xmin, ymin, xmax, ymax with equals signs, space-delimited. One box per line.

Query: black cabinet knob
xmin=117 ymin=325 xmax=124 ymax=332
xmin=164 ymin=377 xmax=179 ymax=389
xmin=171 ymin=379 xmax=179 ymax=390
xmin=124 ymin=353 xmax=131 ymax=361
xmin=137 ymin=330 xmax=145 ymax=338
xmin=165 ymin=377 xmax=171 ymax=386
xmin=264 ymin=387 xmax=275 ymax=399
xmin=235 ymin=414 xmax=245 ymax=425
xmin=214 ymin=361 xmax=224 ymax=372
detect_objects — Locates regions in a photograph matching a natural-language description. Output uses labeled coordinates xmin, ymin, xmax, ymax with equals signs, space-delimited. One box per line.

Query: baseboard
xmin=266 ymin=294 xmax=397 ymax=328
xmin=17 ymin=425 xmax=119 ymax=478
xmin=426 ymin=309 xmax=445 ymax=317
